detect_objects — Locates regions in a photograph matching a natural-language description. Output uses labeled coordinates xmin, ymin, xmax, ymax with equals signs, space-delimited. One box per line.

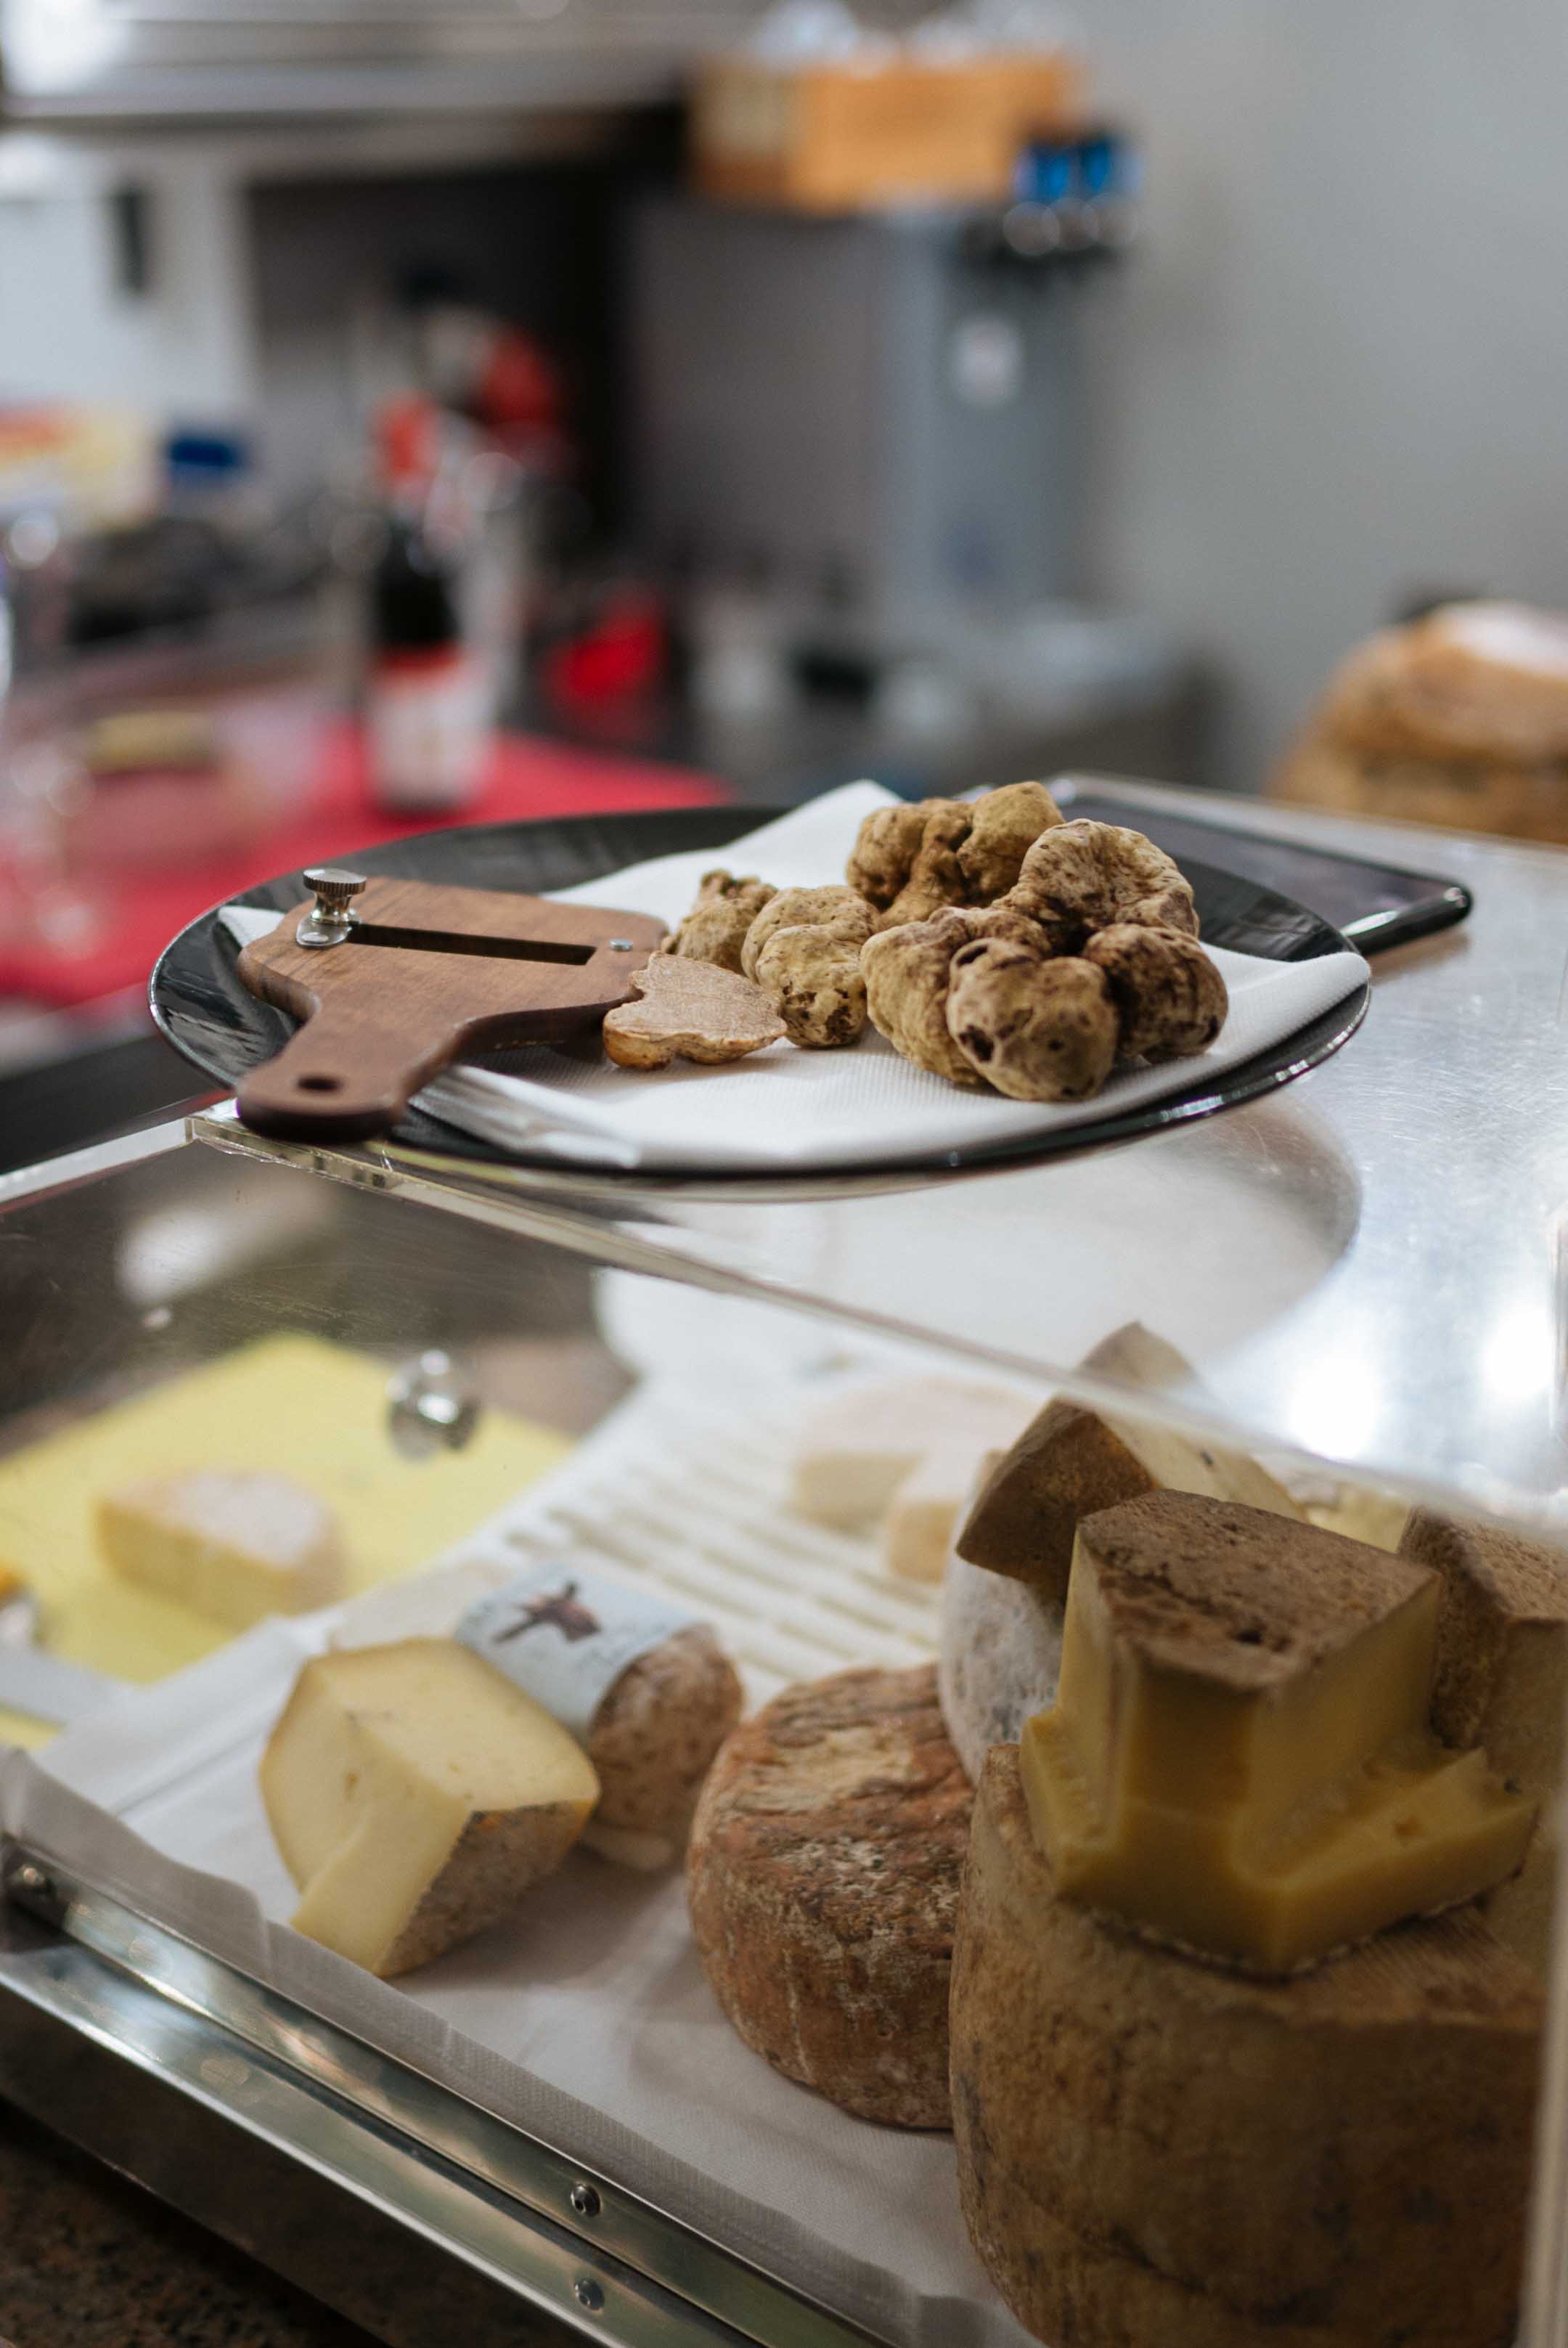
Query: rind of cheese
xmin=98 ymin=1471 xmax=346 ymax=1629
xmin=331 ymin=1567 xmax=741 ymax=1852
xmin=586 ymin=1621 xmax=743 ymax=1838
xmin=952 ymin=1745 xmax=1542 ymax=2348
xmin=686 ymin=1663 xmax=971 ymax=2127
xmin=1403 ymin=1505 xmax=1568 ymax=1975
xmin=1022 ymin=1494 xmax=1535 ymax=1973
xmin=788 ymin=1375 xmax=1034 ymax=1534
xmin=261 ymin=1640 xmax=598 ymax=1976
xmin=955 ymin=1398 xmax=1302 ymax=1598
xmin=938 ymin=1545 xmax=1063 ymax=1782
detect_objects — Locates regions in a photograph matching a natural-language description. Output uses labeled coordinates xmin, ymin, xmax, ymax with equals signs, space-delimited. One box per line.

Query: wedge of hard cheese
xmin=335 ymin=1560 xmax=743 ymax=1867
xmin=956 ymin=1397 xmax=1302 ymax=1599
xmin=952 ymin=1744 xmax=1541 ymax=2348
xmin=1021 ymin=1493 xmax=1534 ymax=1972
xmin=261 ymin=1639 xmax=598 ymax=1976
xmin=99 ymin=1470 xmax=346 ymax=1629
xmin=1404 ymin=1504 xmax=1568 ymax=1975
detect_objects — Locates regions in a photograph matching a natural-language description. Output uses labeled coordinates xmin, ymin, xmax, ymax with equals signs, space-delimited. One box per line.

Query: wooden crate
xmin=693 ymin=52 xmax=1085 ymax=213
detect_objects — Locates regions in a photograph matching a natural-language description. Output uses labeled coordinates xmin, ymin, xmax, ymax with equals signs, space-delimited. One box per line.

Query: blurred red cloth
xmin=0 ymin=720 xmax=730 ymax=1008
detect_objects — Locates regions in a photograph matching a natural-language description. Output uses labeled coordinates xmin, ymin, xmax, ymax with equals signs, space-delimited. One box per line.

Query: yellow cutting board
xmin=0 ymin=1332 xmax=571 ymax=1751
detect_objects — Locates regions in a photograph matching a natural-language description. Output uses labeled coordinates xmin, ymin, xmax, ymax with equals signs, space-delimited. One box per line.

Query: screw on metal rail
xmin=4 ymin=1860 xmax=62 ymax=1922
xmin=569 ymin=2182 xmax=601 ymax=2219
xmin=573 ymin=2278 xmax=605 ymax=2313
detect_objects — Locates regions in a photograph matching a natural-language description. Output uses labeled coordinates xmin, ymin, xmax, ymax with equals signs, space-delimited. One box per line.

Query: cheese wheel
xmin=687 ymin=1664 xmax=970 ymax=2127
xmin=937 ymin=1549 xmax=1062 ymax=1782
xmin=951 ymin=1746 xmax=1541 ymax=2348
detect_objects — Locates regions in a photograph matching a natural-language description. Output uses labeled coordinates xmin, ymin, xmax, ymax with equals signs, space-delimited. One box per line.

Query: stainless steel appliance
xmin=629 ymin=192 xmax=1084 ymax=659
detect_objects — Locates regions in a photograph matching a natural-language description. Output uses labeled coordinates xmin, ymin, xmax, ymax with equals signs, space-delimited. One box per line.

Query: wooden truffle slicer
xmin=236 ymin=868 xmax=666 ymax=1143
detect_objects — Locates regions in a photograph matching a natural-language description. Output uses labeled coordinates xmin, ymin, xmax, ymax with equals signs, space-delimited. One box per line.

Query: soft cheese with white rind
xmin=939 ymin=1546 xmax=1062 ymax=1782
xmin=98 ymin=1469 xmax=346 ymax=1628
xmin=952 ymin=1744 xmax=1542 ymax=2348
xmin=261 ymin=1639 xmax=598 ymax=1976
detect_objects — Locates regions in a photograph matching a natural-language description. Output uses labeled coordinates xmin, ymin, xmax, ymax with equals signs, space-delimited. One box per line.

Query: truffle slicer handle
xmin=237 ymin=1005 xmax=460 ymax=1142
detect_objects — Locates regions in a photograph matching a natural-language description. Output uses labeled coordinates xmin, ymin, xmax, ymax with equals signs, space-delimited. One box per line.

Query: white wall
xmin=1076 ymin=0 xmax=1568 ymax=789
xmin=0 ymin=155 xmax=258 ymax=428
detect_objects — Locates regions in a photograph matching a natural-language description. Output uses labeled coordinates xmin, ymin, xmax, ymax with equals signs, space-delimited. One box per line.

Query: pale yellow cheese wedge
xmin=261 ymin=1639 xmax=598 ymax=1976
xmin=98 ymin=1471 xmax=345 ymax=1630
xmin=788 ymin=1375 xmax=1034 ymax=1533
xmin=1021 ymin=1492 xmax=1535 ymax=1973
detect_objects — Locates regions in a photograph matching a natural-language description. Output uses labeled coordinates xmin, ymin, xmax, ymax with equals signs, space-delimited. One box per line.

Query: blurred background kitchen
xmin=0 ymin=0 xmax=1558 ymax=1165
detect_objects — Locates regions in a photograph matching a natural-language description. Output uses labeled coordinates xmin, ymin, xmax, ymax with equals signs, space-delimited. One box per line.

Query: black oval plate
xmin=150 ymin=806 xmax=1370 ymax=1186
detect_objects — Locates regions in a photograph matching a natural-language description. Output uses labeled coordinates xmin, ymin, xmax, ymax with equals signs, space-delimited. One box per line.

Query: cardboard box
xmin=693 ymin=52 xmax=1085 ymax=213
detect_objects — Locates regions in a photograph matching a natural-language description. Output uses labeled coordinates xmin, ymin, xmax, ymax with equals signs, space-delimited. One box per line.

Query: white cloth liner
xmin=4 ymin=1618 xmax=1031 ymax=2348
xmin=219 ymin=782 xmax=1369 ymax=1174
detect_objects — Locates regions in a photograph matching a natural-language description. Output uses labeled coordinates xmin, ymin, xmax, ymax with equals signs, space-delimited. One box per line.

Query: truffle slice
xmin=603 ymin=958 xmax=785 ymax=1068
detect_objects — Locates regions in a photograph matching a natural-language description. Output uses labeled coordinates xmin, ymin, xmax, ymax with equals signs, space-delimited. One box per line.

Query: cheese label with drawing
xmin=457 ymin=1563 xmax=697 ymax=1742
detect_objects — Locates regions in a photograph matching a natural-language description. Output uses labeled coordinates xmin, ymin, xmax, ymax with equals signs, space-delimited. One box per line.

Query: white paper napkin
xmin=219 ymin=783 xmax=1368 ymax=1174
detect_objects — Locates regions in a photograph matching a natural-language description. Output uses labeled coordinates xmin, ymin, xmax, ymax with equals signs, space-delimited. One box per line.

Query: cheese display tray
xmin=0 ymin=1379 xmax=1032 ymax=2348
xmin=0 ymin=1332 xmax=571 ymax=1752
xmin=150 ymin=791 xmax=1373 ymax=1183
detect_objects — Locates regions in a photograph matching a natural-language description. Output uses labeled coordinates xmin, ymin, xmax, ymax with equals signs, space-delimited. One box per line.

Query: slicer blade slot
xmin=347 ymin=925 xmax=597 ymax=966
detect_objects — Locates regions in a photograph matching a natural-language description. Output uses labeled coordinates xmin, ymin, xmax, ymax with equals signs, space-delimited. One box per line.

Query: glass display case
xmin=2 ymin=780 xmax=1568 ymax=2348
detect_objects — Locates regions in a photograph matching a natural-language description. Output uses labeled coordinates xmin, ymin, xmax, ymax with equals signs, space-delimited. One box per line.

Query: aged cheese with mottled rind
xmin=952 ymin=1744 xmax=1542 ymax=2348
xmin=1022 ymin=1494 xmax=1534 ymax=1973
xmin=585 ymin=1621 xmax=743 ymax=1842
xmin=261 ymin=1639 xmax=598 ymax=1976
xmin=686 ymin=1663 xmax=970 ymax=2127
xmin=1404 ymin=1504 xmax=1568 ymax=1975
